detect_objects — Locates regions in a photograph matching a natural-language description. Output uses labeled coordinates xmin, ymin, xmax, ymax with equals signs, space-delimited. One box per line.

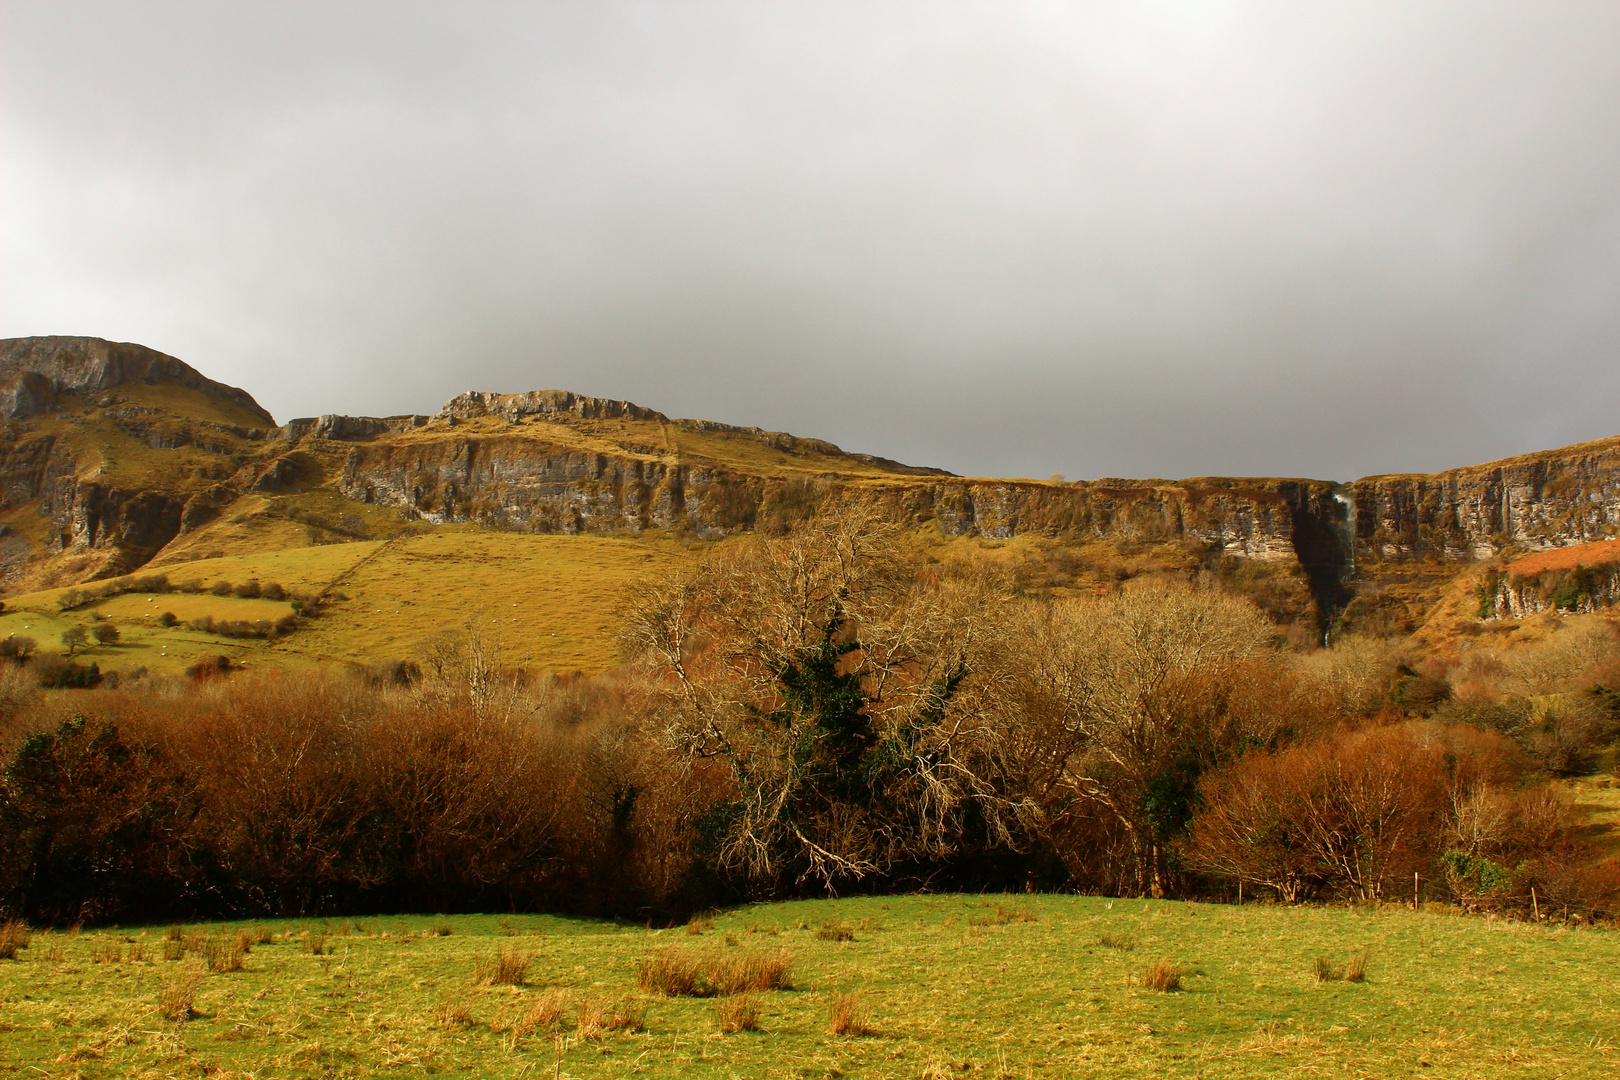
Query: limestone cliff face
xmin=1352 ymin=437 xmax=1620 ymax=562
xmin=15 ymin=334 xmax=1620 ymax=637
xmin=0 ymin=337 xmax=274 ymax=425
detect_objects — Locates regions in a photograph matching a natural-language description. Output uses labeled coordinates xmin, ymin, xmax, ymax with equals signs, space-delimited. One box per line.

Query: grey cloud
xmin=3 ymin=1 xmax=1619 ymax=481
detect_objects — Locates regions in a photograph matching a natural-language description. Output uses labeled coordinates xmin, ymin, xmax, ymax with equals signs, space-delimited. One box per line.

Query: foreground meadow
xmin=1 ymin=895 xmax=1615 ymax=1079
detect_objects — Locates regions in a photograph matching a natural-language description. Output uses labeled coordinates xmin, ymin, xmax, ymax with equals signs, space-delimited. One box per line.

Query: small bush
xmin=209 ymin=580 xmax=233 ymax=597
xmin=233 ymin=579 xmax=262 ymax=599
xmin=186 ymin=655 xmax=232 ymax=681
xmin=716 ymin=993 xmax=761 ymax=1033
xmin=827 ymin=992 xmax=872 ymax=1037
xmin=1139 ymin=959 xmax=1183 ymax=992
xmin=474 ymin=945 xmax=529 ymax=986
xmin=157 ymin=611 xmax=178 ymax=627
xmin=158 ymin=965 xmax=204 ymax=1021
xmin=0 ymin=636 xmax=37 ymax=662
xmin=260 ymin=581 xmax=286 ymax=601
xmin=34 ymin=654 xmax=102 ymax=688
xmin=92 ymin=623 xmax=121 ymax=645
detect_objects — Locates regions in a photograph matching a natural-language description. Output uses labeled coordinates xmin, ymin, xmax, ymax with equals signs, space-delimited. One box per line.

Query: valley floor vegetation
xmin=1 ymin=895 xmax=1616 ymax=1078
xmin=0 ymin=504 xmax=1618 ymax=926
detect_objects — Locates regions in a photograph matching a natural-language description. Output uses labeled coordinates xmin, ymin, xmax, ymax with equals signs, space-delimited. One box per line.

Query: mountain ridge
xmin=3 ymin=335 xmax=1620 ymax=640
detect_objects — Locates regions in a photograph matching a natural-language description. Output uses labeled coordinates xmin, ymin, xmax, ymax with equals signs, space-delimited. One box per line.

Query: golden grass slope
xmin=2 ymin=531 xmax=694 ymax=676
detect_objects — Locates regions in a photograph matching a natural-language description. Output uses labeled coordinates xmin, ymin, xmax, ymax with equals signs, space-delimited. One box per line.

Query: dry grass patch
xmin=157 ymin=964 xmax=204 ymax=1021
xmin=826 ymin=992 xmax=873 ymax=1037
xmin=1318 ymin=950 xmax=1373 ymax=983
xmin=303 ymin=934 xmax=328 ymax=956
xmin=205 ymin=940 xmax=246 ymax=972
xmin=716 ymin=993 xmax=761 ymax=1033
xmin=0 ymin=919 xmax=29 ymax=960
xmin=636 ymin=946 xmax=794 ymax=997
xmin=92 ymin=940 xmax=123 ymax=964
xmin=474 ymin=945 xmax=530 ymax=987
xmin=434 ymin=999 xmax=474 ymax=1028
xmin=1137 ymin=959 xmax=1184 ymax=992
xmin=969 ymin=905 xmax=1036 ymax=927
xmin=1097 ymin=931 xmax=1137 ymax=951
xmin=816 ymin=920 xmax=856 ymax=942
xmin=578 ymin=996 xmax=645 ymax=1041
xmin=512 ymin=988 xmax=571 ymax=1036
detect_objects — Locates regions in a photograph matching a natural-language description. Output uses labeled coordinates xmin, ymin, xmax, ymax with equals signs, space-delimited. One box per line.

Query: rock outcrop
xmin=0 ymin=336 xmax=275 ymax=425
xmin=10 ymin=335 xmax=1620 ymax=637
xmin=1352 ymin=436 xmax=1620 ymax=562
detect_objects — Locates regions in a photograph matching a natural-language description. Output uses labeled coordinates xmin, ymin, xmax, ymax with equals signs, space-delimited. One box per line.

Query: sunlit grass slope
xmin=275 ymin=530 xmax=694 ymax=672
xmin=1 ymin=532 xmax=693 ymax=675
xmin=2 ymin=895 xmax=1615 ymax=1078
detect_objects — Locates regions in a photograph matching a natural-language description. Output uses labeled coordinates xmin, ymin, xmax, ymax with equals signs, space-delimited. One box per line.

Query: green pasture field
xmin=1 ymin=895 xmax=1615 ymax=1079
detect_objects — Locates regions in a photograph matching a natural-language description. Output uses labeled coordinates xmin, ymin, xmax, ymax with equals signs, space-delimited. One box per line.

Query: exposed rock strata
xmin=1353 ymin=438 xmax=1620 ymax=562
xmin=0 ymin=336 xmax=274 ymax=425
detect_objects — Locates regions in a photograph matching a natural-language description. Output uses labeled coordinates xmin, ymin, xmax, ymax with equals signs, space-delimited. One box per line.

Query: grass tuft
xmin=513 ymin=988 xmax=571 ymax=1036
xmin=0 ymin=919 xmax=30 ymax=960
xmin=1138 ymin=959 xmax=1183 ymax=992
xmin=970 ymin=905 xmax=1037 ymax=927
xmin=474 ymin=945 xmax=530 ymax=987
xmin=827 ymin=992 xmax=873 ymax=1037
xmin=434 ymin=999 xmax=474 ymax=1028
xmin=716 ymin=993 xmax=761 ymax=1033
xmin=205 ymin=940 xmax=246 ymax=972
xmin=304 ymin=934 xmax=327 ymax=956
xmin=157 ymin=964 xmax=204 ymax=1021
xmin=579 ymin=996 xmax=645 ymax=1040
xmin=816 ymin=921 xmax=856 ymax=942
xmin=1346 ymin=950 xmax=1372 ymax=983
xmin=637 ymin=946 xmax=794 ymax=997
xmin=1097 ymin=932 xmax=1137 ymax=951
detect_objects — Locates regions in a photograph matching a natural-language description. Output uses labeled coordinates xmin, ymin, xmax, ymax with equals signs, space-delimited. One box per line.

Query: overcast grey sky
xmin=3 ymin=2 xmax=1619 ymax=481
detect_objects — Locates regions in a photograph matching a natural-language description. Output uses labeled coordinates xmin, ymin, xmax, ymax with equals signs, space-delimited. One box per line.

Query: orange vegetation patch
xmin=1503 ymin=540 xmax=1620 ymax=577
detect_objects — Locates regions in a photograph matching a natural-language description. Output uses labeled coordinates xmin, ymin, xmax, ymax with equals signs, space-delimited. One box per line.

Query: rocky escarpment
xmin=0 ymin=337 xmax=281 ymax=582
xmin=1353 ymin=437 xmax=1620 ymax=562
xmin=0 ymin=336 xmax=275 ymax=425
xmin=17 ymin=334 xmax=1620 ymax=637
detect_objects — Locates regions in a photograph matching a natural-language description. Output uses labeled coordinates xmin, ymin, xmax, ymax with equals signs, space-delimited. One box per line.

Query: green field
xmin=1 ymin=896 xmax=1615 ymax=1078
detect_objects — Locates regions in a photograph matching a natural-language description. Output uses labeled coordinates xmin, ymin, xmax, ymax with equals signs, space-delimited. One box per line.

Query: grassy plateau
xmin=1 ymin=895 xmax=1615 ymax=1079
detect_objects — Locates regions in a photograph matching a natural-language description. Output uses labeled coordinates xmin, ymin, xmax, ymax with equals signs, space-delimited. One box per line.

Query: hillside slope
xmin=5 ymin=335 xmax=1620 ymax=659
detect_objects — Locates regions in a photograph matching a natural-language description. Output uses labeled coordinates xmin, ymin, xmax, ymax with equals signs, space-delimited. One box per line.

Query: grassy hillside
xmin=1 ymin=895 xmax=1615 ymax=1078
xmin=0 ymin=531 xmax=695 ymax=676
